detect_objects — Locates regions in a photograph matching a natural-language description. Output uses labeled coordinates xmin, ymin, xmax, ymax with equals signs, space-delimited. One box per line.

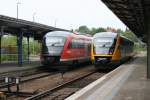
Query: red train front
xmin=41 ymin=31 xmax=91 ymax=69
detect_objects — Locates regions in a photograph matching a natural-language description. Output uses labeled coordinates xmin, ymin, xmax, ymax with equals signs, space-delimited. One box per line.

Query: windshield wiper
xmin=102 ymin=42 xmax=111 ymax=47
xmin=51 ymin=42 xmax=60 ymax=46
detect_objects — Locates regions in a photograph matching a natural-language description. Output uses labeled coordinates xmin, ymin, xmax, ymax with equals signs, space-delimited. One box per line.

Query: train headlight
xmin=67 ymin=50 xmax=71 ymax=54
xmin=109 ymin=51 xmax=113 ymax=54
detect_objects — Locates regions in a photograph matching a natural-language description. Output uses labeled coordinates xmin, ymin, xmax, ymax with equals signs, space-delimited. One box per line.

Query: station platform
xmin=66 ymin=52 xmax=149 ymax=100
xmin=0 ymin=61 xmax=41 ymax=74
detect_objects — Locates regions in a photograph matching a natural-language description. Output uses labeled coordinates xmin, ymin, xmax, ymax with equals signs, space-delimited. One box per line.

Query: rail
xmin=25 ymin=71 xmax=96 ymax=100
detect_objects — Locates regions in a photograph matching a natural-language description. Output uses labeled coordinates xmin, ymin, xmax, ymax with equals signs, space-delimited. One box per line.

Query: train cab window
xmin=69 ymin=39 xmax=75 ymax=48
xmin=78 ymin=39 xmax=84 ymax=48
xmin=93 ymin=37 xmax=114 ymax=47
xmin=93 ymin=37 xmax=115 ymax=54
xmin=45 ymin=36 xmax=66 ymax=47
xmin=69 ymin=41 xmax=73 ymax=48
xmin=111 ymin=38 xmax=116 ymax=47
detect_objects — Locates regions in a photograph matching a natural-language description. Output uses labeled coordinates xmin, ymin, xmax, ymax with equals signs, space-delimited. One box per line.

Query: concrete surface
xmin=0 ymin=61 xmax=41 ymax=74
xmin=66 ymin=52 xmax=149 ymax=100
xmin=112 ymin=53 xmax=149 ymax=100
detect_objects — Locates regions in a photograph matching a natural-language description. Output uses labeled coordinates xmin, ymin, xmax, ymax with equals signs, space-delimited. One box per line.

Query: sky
xmin=0 ymin=0 xmax=126 ymax=30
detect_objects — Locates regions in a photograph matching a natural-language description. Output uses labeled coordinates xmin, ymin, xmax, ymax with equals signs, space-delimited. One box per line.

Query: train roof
xmin=93 ymin=32 xmax=134 ymax=43
xmin=74 ymin=32 xmax=92 ymax=37
xmin=44 ymin=31 xmax=73 ymax=37
xmin=73 ymin=32 xmax=92 ymax=40
xmin=44 ymin=31 xmax=92 ymax=40
xmin=93 ymin=32 xmax=118 ymax=38
xmin=120 ymin=35 xmax=133 ymax=43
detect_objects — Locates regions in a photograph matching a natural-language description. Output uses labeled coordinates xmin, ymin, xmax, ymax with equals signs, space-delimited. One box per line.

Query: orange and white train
xmin=41 ymin=31 xmax=91 ymax=69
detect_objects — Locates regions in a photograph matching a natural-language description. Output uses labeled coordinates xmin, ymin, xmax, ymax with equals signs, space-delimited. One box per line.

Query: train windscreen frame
xmin=42 ymin=36 xmax=66 ymax=56
xmin=93 ymin=37 xmax=115 ymax=54
xmin=45 ymin=36 xmax=66 ymax=47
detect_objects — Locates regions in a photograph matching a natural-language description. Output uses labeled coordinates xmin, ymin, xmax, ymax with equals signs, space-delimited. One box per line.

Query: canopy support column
xmin=0 ymin=26 xmax=4 ymax=64
xmin=0 ymin=33 xmax=1 ymax=64
xmin=27 ymin=32 xmax=30 ymax=64
xmin=17 ymin=32 xmax=23 ymax=66
xmin=147 ymin=18 xmax=150 ymax=79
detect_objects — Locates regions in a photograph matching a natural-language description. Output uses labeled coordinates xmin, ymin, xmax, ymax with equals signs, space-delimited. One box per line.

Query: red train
xmin=41 ymin=31 xmax=91 ymax=69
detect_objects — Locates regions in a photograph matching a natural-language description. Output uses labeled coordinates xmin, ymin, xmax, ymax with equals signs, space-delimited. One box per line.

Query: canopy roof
xmin=0 ymin=15 xmax=69 ymax=40
xmin=102 ymin=0 xmax=150 ymax=42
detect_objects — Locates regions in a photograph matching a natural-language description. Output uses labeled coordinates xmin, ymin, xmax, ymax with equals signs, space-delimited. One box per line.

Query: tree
xmin=91 ymin=27 xmax=106 ymax=35
xmin=75 ymin=26 xmax=106 ymax=35
xmin=123 ymin=31 xmax=139 ymax=42
xmin=116 ymin=29 xmax=124 ymax=34
xmin=75 ymin=26 xmax=91 ymax=34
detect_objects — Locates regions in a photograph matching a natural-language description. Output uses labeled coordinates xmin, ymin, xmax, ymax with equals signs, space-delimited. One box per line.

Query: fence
xmin=1 ymin=44 xmax=41 ymax=64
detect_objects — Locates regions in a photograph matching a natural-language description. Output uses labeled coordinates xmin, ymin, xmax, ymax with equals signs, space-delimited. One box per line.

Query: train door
xmin=84 ymin=43 xmax=88 ymax=57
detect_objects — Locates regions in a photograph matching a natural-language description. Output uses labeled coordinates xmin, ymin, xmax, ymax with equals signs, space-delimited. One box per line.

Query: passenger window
xmin=68 ymin=39 xmax=77 ymax=49
xmin=68 ymin=39 xmax=73 ymax=49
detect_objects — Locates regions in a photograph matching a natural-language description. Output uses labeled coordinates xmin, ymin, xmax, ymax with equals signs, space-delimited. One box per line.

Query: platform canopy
xmin=102 ymin=0 xmax=150 ymax=43
xmin=0 ymin=15 xmax=69 ymax=40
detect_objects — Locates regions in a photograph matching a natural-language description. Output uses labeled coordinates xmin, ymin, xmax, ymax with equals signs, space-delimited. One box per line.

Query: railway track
xmin=25 ymin=71 xmax=105 ymax=100
xmin=1 ymin=65 xmax=107 ymax=100
xmin=0 ymin=66 xmax=44 ymax=85
xmin=0 ymin=65 xmax=61 ymax=89
xmin=0 ymin=72 xmax=57 ymax=89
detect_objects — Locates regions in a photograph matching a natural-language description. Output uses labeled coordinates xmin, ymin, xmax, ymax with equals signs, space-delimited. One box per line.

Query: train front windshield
xmin=93 ymin=37 xmax=115 ymax=54
xmin=44 ymin=36 xmax=66 ymax=56
xmin=46 ymin=37 xmax=66 ymax=47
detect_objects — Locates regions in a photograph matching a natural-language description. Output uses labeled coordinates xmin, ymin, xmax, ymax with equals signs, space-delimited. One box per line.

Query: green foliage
xmin=29 ymin=38 xmax=41 ymax=55
xmin=116 ymin=29 xmax=124 ymax=34
xmin=1 ymin=35 xmax=17 ymax=61
xmin=1 ymin=35 xmax=17 ymax=46
xmin=1 ymin=35 xmax=41 ymax=62
xmin=134 ymin=43 xmax=146 ymax=51
xmin=75 ymin=26 xmax=91 ymax=34
xmin=122 ymin=30 xmax=146 ymax=51
xmin=1 ymin=26 xmax=145 ymax=62
xmin=75 ymin=25 xmax=145 ymax=52
xmin=91 ymin=27 xmax=106 ymax=35
xmin=123 ymin=31 xmax=139 ymax=42
xmin=75 ymin=25 xmax=106 ymax=35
